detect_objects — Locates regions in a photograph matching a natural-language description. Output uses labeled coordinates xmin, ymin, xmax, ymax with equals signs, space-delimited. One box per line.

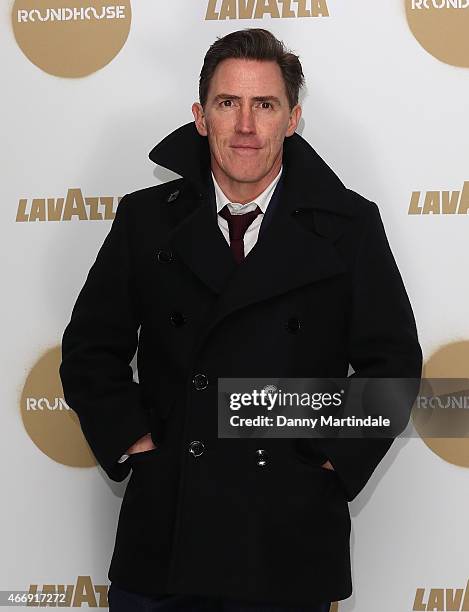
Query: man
xmin=60 ymin=28 xmax=422 ymax=611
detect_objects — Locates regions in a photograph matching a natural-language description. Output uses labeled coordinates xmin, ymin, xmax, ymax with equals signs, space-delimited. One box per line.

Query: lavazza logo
xmin=18 ymin=576 xmax=109 ymax=608
xmin=205 ymin=0 xmax=330 ymax=19
xmin=12 ymin=1 xmax=132 ymax=77
xmin=408 ymin=181 xmax=469 ymax=215
xmin=413 ymin=578 xmax=469 ymax=611
xmin=15 ymin=189 xmax=121 ymax=222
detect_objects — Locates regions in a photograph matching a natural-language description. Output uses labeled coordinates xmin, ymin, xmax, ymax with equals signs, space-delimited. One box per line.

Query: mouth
xmin=231 ymin=145 xmax=262 ymax=150
xmin=230 ymin=145 xmax=263 ymax=155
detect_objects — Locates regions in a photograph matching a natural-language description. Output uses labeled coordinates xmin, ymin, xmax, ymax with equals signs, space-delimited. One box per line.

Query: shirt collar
xmin=212 ymin=166 xmax=283 ymax=215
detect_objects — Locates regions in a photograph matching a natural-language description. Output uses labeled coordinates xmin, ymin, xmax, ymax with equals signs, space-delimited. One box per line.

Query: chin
xmin=225 ymin=165 xmax=267 ymax=184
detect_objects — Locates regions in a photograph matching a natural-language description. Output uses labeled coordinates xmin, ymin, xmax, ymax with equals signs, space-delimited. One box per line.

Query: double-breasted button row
xmin=170 ymin=311 xmax=186 ymax=327
xmin=285 ymin=316 xmax=301 ymax=333
xmin=192 ymin=373 xmax=208 ymax=390
xmin=187 ymin=443 xmax=268 ymax=465
xmin=188 ymin=440 xmax=205 ymax=457
xmin=156 ymin=249 xmax=173 ymax=263
xmin=166 ymin=190 xmax=180 ymax=203
xmin=256 ymin=449 xmax=268 ymax=466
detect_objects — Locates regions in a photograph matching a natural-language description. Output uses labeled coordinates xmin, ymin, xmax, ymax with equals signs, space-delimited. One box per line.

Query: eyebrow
xmin=214 ymin=94 xmax=282 ymax=105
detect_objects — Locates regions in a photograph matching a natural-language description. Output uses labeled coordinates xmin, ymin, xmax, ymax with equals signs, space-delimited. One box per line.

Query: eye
xmin=259 ymin=101 xmax=273 ymax=109
xmin=221 ymin=99 xmax=233 ymax=107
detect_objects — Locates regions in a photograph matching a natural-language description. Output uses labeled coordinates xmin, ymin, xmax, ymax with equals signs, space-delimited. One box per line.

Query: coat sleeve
xmin=315 ymin=201 xmax=423 ymax=501
xmin=59 ymin=194 xmax=151 ymax=482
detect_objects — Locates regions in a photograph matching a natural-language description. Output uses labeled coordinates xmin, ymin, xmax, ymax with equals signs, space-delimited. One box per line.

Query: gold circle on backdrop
xmin=412 ymin=341 xmax=469 ymax=467
xmin=405 ymin=1 xmax=469 ymax=68
xmin=21 ymin=346 xmax=97 ymax=467
xmin=12 ymin=1 xmax=132 ymax=78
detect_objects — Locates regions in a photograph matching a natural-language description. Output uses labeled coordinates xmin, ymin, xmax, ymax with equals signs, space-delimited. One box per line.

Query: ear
xmin=192 ymin=102 xmax=208 ymax=137
xmin=285 ymin=104 xmax=302 ymax=137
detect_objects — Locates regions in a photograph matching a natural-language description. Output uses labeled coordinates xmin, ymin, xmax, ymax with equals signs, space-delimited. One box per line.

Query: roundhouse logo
xmin=406 ymin=0 xmax=469 ymax=67
xmin=21 ymin=346 xmax=97 ymax=467
xmin=12 ymin=1 xmax=132 ymax=78
xmin=412 ymin=342 xmax=469 ymax=467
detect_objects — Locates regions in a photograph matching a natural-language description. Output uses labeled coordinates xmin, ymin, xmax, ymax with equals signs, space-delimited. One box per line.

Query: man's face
xmin=192 ymin=58 xmax=301 ymax=185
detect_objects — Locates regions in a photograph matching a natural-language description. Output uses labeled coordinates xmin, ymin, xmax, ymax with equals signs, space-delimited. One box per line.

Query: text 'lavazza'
xmin=206 ymin=0 xmax=329 ymax=20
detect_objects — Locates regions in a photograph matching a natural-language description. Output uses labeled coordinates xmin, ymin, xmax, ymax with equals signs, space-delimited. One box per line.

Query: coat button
xmin=285 ymin=316 xmax=301 ymax=333
xmin=167 ymin=190 xmax=180 ymax=203
xmin=255 ymin=449 xmax=268 ymax=467
xmin=170 ymin=311 xmax=186 ymax=327
xmin=156 ymin=249 xmax=173 ymax=263
xmin=189 ymin=440 xmax=205 ymax=457
xmin=193 ymin=373 xmax=208 ymax=390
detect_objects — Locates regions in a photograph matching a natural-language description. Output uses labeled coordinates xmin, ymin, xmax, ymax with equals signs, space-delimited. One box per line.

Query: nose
xmin=235 ymin=104 xmax=256 ymax=135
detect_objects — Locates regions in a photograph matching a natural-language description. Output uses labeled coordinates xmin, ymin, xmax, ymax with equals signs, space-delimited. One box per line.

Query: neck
xmin=211 ymin=155 xmax=282 ymax=205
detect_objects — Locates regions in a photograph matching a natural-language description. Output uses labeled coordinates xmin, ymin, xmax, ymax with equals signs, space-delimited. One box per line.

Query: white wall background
xmin=2 ymin=1 xmax=468 ymax=610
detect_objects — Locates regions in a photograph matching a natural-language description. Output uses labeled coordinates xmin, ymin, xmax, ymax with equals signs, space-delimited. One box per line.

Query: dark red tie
xmin=219 ymin=204 xmax=262 ymax=264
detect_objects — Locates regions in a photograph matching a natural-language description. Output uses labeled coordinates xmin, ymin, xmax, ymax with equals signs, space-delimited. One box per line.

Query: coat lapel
xmin=166 ymin=191 xmax=236 ymax=296
xmin=149 ymin=122 xmax=357 ymax=343
xmin=194 ymin=175 xmax=348 ymax=345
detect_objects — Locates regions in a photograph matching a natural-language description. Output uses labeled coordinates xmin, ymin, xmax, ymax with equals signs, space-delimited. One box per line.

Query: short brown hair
xmin=199 ymin=29 xmax=304 ymax=110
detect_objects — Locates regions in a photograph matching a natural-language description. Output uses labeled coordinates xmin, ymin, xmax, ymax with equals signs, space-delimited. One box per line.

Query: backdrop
xmin=2 ymin=1 xmax=469 ymax=610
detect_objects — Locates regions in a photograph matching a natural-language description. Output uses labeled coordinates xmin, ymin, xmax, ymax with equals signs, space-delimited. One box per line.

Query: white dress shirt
xmin=213 ymin=166 xmax=283 ymax=257
xmin=118 ymin=167 xmax=283 ymax=464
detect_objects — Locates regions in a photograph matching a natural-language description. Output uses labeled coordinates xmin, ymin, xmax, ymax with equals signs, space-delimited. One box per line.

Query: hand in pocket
xmin=126 ymin=432 xmax=157 ymax=455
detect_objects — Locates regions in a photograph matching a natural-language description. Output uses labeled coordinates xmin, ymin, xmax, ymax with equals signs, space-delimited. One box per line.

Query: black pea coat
xmin=59 ymin=122 xmax=423 ymax=607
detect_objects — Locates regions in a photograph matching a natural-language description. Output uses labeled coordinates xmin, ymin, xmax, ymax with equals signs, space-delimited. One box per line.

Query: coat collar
xmin=148 ymin=122 xmax=355 ymax=347
xmin=148 ymin=121 xmax=355 ymax=218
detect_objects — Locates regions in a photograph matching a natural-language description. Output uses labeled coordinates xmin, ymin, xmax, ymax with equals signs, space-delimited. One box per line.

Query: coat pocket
xmin=128 ymin=446 xmax=160 ymax=464
xmin=289 ymin=438 xmax=331 ymax=471
xmin=287 ymin=439 xmax=349 ymax=504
